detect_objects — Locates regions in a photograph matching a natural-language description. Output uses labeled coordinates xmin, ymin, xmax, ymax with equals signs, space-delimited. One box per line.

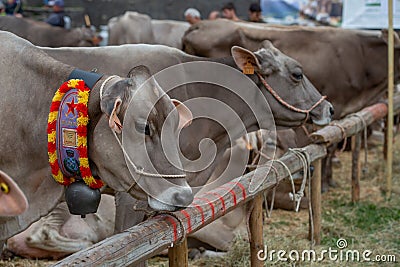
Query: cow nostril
xmin=173 ymin=189 xmax=194 ymax=207
xmin=329 ymin=107 xmax=334 ymax=117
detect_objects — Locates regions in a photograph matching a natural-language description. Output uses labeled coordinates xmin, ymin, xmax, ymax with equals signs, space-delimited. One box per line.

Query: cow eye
xmin=291 ymin=68 xmax=303 ymax=82
xmin=135 ymin=122 xmax=151 ymax=135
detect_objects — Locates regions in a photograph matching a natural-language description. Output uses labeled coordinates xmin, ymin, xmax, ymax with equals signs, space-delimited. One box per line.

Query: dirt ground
xmin=1 ymin=132 xmax=399 ymax=267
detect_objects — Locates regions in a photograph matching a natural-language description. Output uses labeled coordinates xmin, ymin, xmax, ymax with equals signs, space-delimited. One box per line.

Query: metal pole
xmin=387 ymin=0 xmax=394 ymax=198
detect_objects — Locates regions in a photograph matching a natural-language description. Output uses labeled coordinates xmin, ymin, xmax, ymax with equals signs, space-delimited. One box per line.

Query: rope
xmin=256 ymin=72 xmax=327 ymax=123
xmin=99 ymin=75 xmax=118 ymax=101
xmin=330 ymin=122 xmax=347 ymax=153
xmin=98 ymin=75 xmax=186 ymax=193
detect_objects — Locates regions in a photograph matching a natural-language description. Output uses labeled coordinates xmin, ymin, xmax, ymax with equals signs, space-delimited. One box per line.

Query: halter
xmin=98 ymin=76 xmax=187 ymax=192
xmin=256 ymin=72 xmax=327 ymax=123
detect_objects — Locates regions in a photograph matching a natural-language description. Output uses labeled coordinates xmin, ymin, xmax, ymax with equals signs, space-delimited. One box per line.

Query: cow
xmin=0 ymin=31 xmax=194 ymax=253
xmin=0 ymin=16 xmax=100 ymax=47
xmin=182 ymin=19 xmax=400 ymax=119
xmin=5 ymin=194 xmax=115 ymax=260
xmin=0 ymin=171 xmax=28 ymax=217
xmin=39 ymin=42 xmax=332 ymax=259
xmin=3 ymin=39 xmax=332 ymax=261
xmin=182 ymin=19 xmax=400 ymax=190
xmin=107 ymin=11 xmax=189 ymax=49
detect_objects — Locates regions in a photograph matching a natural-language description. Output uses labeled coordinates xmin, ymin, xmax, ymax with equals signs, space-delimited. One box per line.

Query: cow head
xmin=91 ymin=66 xmax=193 ymax=211
xmin=232 ymin=41 xmax=334 ymax=128
xmin=0 ymin=170 xmax=28 ymax=216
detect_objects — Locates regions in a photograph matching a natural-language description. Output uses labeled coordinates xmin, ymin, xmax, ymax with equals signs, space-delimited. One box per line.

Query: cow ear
xmin=0 ymin=170 xmax=28 ymax=216
xmin=172 ymin=99 xmax=192 ymax=129
xmin=231 ymin=46 xmax=262 ymax=73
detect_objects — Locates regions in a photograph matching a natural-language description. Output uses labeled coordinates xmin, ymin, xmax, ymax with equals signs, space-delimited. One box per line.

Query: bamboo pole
xmin=309 ymin=159 xmax=321 ymax=245
xmin=249 ymin=194 xmax=264 ymax=267
xmin=386 ymin=0 xmax=394 ymax=198
xmin=168 ymin=238 xmax=188 ymax=267
xmin=54 ymin=144 xmax=327 ymax=266
xmin=351 ymin=134 xmax=361 ymax=202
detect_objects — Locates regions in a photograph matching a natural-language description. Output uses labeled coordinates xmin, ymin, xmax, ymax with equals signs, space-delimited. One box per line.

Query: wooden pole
xmin=168 ymin=238 xmax=188 ymax=267
xmin=309 ymin=159 xmax=321 ymax=245
xmin=249 ymin=194 xmax=264 ymax=267
xmin=386 ymin=0 xmax=394 ymax=198
xmin=351 ymin=134 xmax=361 ymax=202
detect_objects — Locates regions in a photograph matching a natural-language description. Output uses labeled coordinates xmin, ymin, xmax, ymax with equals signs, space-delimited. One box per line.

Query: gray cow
xmin=0 ymin=31 xmax=193 ymax=253
xmin=107 ymin=11 xmax=189 ymax=49
xmin=0 ymin=16 xmax=101 ymax=47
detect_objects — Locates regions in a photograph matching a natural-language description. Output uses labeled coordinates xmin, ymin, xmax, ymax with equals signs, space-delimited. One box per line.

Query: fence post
xmin=250 ymin=193 xmax=264 ymax=267
xmin=168 ymin=238 xmax=188 ymax=267
xmin=309 ymin=158 xmax=321 ymax=245
xmin=351 ymin=134 xmax=361 ymax=202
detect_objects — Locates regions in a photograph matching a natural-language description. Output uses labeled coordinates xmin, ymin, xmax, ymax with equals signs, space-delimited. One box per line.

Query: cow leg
xmin=114 ymin=192 xmax=147 ymax=267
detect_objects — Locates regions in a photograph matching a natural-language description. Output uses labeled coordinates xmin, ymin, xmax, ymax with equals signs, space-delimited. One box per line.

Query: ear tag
xmin=243 ymin=59 xmax=255 ymax=75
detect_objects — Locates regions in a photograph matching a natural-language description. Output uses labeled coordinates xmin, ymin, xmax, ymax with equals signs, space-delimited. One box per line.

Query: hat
xmin=184 ymin=8 xmax=201 ymax=19
xmin=249 ymin=3 xmax=262 ymax=12
xmin=54 ymin=0 xmax=64 ymax=7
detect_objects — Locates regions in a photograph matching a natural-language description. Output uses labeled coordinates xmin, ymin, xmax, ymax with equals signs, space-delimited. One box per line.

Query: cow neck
xmin=87 ymin=76 xmax=108 ymax=129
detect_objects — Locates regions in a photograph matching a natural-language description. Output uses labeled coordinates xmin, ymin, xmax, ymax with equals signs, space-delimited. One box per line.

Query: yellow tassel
xmin=54 ymin=170 xmax=65 ymax=183
xmin=80 ymin=157 xmax=90 ymax=167
xmin=77 ymin=117 xmax=89 ymax=126
xmin=48 ymin=152 xmax=58 ymax=164
xmin=53 ymin=91 xmax=64 ymax=102
xmin=48 ymin=131 xmax=56 ymax=143
xmin=78 ymin=90 xmax=90 ymax=103
xmin=68 ymin=79 xmax=80 ymax=88
xmin=77 ymin=136 xmax=87 ymax=147
xmin=48 ymin=111 xmax=59 ymax=124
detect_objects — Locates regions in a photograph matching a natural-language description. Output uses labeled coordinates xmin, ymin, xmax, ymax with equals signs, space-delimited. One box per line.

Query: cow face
xmin=0 ymin=170 xmax=28 ymax=216
xmin=231 ymin=41 xmax=334 ymax=128
xmin=93 ymin=66 xmax=193 ymax=211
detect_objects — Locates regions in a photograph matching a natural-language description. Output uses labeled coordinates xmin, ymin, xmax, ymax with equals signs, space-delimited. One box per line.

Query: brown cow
xmin=182 ymin=19 xmax=400 ymax=190
xmin=183 ymin=19 xmax=400 ymax=119
xmin=0 ymin=16 xmax=100 ymax=47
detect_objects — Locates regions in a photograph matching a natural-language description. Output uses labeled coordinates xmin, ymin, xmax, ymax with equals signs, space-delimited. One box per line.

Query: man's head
xmin=248 ymin=2 xmax=263 ymax=22
xmin=184 ymin=8 xmax=201 ymax=25
xmin=52 ymin=0 xmax=64 ymax=11
xmin=221 ymin=2 xmax=237 ymax=20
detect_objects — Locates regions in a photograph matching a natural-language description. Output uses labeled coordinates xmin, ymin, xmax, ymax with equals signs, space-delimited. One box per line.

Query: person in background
xmin=208 ymin=10 xmax=221 ymax=20
xmin=184 ymin=8 xmax=201 ymax=25
xmin=248 ymin=2 xmax=265 ymax=23
xmin=221 ymin=2 xmax=240 ymax=22
xmin=0 ymin=2 xmax=5 ymax=15
xmin=4 ymin=0 xmax=23 ymax=17
xmin=45 ymin=0 xmax=66 ymax=28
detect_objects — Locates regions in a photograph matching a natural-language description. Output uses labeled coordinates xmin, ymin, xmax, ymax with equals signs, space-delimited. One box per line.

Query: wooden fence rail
xmin=55 ymin=145 xmax=326 ymax=266
xmin=55 ymin=92 xmax=400 ymax=267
